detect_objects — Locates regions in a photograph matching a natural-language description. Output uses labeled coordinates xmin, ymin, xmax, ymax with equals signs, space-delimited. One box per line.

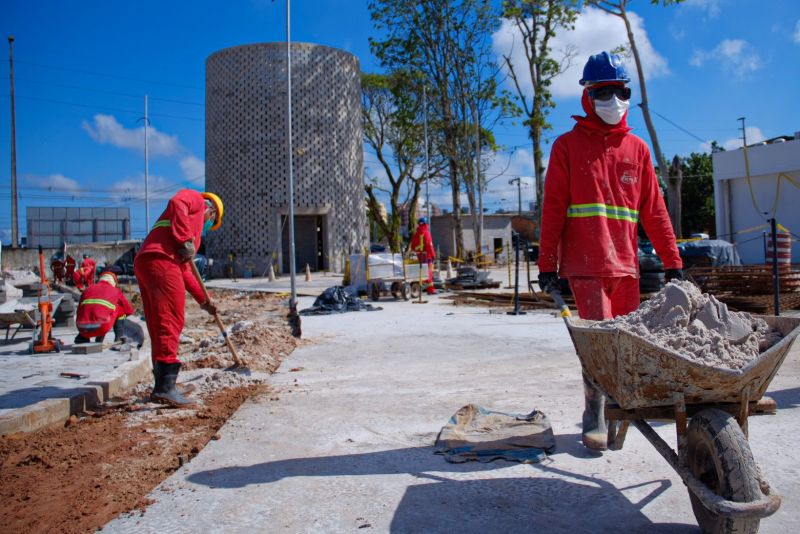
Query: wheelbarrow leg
xmin=607 ymin=419 xmax=629 ymax=451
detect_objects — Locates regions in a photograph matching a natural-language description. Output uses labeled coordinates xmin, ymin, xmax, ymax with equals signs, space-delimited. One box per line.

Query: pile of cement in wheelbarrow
xmin=596 ymin=281 xmax=783 ymax=370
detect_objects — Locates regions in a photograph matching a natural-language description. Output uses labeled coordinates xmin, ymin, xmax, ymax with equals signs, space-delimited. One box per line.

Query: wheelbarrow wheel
xmin=409 ymin=282 xmax=421 ymax=299
xmin=369 ymin=282 xmax=381 ymax=302
xmin=686 ymin=408 xmax=760 ymax=534
xmin=400 ymin=282 xmax=411 ymax=301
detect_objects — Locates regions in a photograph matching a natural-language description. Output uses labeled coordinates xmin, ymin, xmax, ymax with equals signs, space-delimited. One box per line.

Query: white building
xmin=713 ymin=134 xmax=800 ymax=265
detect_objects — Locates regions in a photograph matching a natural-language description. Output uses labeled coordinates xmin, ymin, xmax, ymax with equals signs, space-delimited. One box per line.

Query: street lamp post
xmin=286 ymin=0 xmax=298 ymax=332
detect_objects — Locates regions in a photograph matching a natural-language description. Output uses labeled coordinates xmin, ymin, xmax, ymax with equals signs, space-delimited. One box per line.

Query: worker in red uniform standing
xmin=134 ymin=189 xmax=223 ymax=407
xmin=410 ymin=216 xmax=437 ymax=295
xmin=65 ymin=255 xmax=77 ymax=285
xmin=537 ymin=52 xmax=683 ymax=451
xmin=74 ymin=271 xmax=134 ymax=344
xmin=73 ymin=254 xmax=96 ymax=291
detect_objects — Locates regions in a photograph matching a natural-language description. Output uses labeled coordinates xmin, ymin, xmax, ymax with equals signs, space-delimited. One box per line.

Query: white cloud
xmin=689 ymin=39 xmax=761 ymax=78
xmin=493 ymin=6 xmax=669 ymax=100
xmin=179 ymin=155 xmax=205 ymax=182
xmin=24 ymin=173 xmax=81 ymax=195
xmin=108 ymin=174 xmax=180 ymax=203
xmin=714 ymin=126 xmax=766 ymax=151
xmin=681 ymin=0 xmax=723 ymax=19
xmin=793 ymin=20 xmax=800 ymax=43
xmin=82 ymin=114 xmax=181 ymax=157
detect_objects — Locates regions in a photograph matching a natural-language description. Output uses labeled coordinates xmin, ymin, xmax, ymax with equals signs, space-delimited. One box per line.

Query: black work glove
xmin=665 ymin=269 xmax=684 ymax=283
xmin=200 ymin=300 xmax=217 ymax=315
xmin=538 ymin=271 xmax=560 ymax=294
xmin=176 ymin=240 xmax=195 ymax=262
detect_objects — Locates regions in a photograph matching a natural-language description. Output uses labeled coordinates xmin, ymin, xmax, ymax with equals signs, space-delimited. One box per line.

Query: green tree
xmin=679 ymin=146 xmax=720 ymax=237
xmin=362 ymin=72 xmax=445 ymax=252
xmin=500 ymin=0 xmax=580 ymax=233
xmin=588 ymin=0 xmax=685 ymax=235
xmin=368 ymin=0 xmax=500 ymax=258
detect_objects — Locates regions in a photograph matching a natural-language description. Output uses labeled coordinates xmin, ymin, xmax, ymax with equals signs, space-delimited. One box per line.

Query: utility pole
xmin=142 ymin=95 xmax=150 ymax=231
xmin=286 ymin=0 xmax=298 ymax=320
xmin=8 ymin=36 xmax=19 ymax=248
xmin=423 ymin=85 xmax=430 ymax=225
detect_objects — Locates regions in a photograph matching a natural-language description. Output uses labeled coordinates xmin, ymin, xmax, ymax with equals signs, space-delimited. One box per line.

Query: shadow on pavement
xmin=187 ymin=445 xmax=692 ymax=532
xmin=764 ymin=386 xmax=800 ymax=410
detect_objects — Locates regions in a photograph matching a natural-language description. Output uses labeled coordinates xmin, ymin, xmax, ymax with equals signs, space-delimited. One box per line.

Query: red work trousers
xmin=415 ymin=253 xmax=435 ymax=292
xmin=134 ymin=255 xmax=186 ymax=365
xmin=567 ymin=276 xmax=640 ymax=321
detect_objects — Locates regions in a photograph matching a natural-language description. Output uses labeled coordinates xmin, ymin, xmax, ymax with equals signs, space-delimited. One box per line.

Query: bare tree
xmin=587 ymin=0 xmax=686 ymax=235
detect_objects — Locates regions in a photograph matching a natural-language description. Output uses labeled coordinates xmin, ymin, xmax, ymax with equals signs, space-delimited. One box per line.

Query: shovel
xmin=189 ymin=260 xmax=249 ymax=372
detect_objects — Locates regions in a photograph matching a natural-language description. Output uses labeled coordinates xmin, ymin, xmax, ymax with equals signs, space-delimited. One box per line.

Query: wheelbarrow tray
xmin=566 ymin=315 xmax=800 ymax=410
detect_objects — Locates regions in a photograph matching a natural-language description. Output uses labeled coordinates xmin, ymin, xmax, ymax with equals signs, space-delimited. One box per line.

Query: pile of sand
xmin=596 ymin=281 xmax=782 ymax=369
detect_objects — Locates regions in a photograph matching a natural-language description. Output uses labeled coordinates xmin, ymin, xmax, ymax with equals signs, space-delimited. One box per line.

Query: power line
xmin=12 ymin=59 xmax=203 ymax=91
xmin=0 ymin=93 xmax=203 ymax=121
xmin=0 ymin=76 xmax=203 ymax=106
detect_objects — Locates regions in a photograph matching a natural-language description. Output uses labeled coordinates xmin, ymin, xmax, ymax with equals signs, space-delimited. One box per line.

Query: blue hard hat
xmin=418 ymin=216 xmax=428 ymax=225
xmin=579 ymin=51 xmax=630 ymax=86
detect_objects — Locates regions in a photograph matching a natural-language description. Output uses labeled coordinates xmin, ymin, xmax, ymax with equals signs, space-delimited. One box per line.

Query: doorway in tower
xmin=281 ymin=215 xmax=326 ymax=273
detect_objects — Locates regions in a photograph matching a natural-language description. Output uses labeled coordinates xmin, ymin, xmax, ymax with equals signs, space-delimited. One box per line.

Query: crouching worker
xmin=74 ymin=271 xmax=134 ymax=344
xmin=134 ymin=189 xmax=223 ymax=408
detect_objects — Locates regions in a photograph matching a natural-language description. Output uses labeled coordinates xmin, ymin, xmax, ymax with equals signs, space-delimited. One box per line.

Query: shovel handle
xmin=189 ymin=259 xmax=245 ymax=367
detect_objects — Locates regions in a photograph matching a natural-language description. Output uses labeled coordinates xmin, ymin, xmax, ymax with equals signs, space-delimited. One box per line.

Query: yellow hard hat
xmin=99 ymin=271 xmax=118 ymax=287
xmin=201 ymin=192 xmax=224 ymax=231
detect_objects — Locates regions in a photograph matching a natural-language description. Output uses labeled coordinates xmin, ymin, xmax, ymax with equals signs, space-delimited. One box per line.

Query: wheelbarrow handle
xmin=548 ymin=290 xmax=572 ymax=325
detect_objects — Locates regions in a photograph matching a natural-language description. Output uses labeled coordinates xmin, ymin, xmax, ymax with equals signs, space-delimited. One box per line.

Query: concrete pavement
xmin=0 ymin=317 xmax=149 ymax=435
xmin=102 ymin=290 xmax=800 ymax=533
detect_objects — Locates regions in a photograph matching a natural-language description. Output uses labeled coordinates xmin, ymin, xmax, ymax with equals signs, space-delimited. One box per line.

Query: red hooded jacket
xmin=136 ymin=189 xmax=205 ymax=303
xmin=538 ymin=90 xmax=682 ymax=278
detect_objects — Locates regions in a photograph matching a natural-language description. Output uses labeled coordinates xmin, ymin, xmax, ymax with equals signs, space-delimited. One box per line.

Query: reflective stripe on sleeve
xmin=151 ymin=219 xmax=171 ymax=230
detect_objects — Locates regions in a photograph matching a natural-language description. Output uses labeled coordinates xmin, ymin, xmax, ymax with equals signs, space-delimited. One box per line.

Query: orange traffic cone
xmin=268 ymin=263 xmax=276 ymax=282
xmin=305 ymin=263 xmax=312 ymax=282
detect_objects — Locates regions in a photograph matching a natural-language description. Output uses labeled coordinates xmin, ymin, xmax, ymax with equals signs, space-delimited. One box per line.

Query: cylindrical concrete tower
xmin=205 ymin=42 xmax=367 ymax=276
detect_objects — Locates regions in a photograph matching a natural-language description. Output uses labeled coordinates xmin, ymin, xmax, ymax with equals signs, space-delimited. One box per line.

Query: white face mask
xmin=594 ymin=96 xmax=630 ymax=125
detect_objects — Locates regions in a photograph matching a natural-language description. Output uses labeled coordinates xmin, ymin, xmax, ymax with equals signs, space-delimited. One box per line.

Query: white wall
xmin=713 ymin=138 xmax=800 ymax=264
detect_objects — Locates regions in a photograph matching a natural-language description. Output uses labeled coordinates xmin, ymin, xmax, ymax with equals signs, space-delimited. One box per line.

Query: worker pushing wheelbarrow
xmin=549 ymin=287 xmax=800 ymax=534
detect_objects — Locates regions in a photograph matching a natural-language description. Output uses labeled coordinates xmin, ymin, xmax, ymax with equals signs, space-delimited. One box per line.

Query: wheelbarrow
xmin=550 ymin=291 xmax=800 ymax=533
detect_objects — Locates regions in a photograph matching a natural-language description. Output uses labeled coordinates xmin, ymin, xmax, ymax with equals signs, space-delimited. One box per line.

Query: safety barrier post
xmin=506 ymin=242 xmax=512 ymax=288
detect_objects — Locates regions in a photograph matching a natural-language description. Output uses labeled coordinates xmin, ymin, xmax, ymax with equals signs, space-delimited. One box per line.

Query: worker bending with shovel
xmin=134 ymin=189 xmax=223 ymax=407
xmin=537 ymin=52 xmax=683 ymax=451
xmin=74 ymin=271 xmax=133 ymax=345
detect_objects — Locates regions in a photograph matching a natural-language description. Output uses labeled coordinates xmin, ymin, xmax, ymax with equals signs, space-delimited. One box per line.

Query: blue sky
xmin=1 ymin=0 xmax=799 ymax=245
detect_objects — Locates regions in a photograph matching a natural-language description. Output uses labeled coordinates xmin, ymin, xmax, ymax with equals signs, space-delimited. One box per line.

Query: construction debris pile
xmin=596 ymin=281 xmax=783 ymax=370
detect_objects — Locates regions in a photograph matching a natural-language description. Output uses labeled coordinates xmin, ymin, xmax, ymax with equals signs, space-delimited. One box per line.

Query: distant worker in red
xmin=74 ymin=271 xmax=133 ymax=344
xmin=65 ymin=255 xmax=77 ymax=285
xmin=73 ymin=254 xmax=96 ymax=291
xmin=537 ymin=52 xmax=683 ymax=451
xmin=50 ymin=254 xmax=66 ymax=284
xmin=410 ymin=216 xmax=437 ymax=295
xmin=134 ymin=189 xmax=224 ymax=407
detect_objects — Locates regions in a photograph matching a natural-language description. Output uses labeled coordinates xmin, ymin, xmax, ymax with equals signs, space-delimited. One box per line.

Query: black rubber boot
xmin=74 ymin=334 xmax=91 ymax=344
xmin=581 ymin=375 xmax=608 ymax=451
xmin=113 ymin=319 xmax=128 ymax=343
xmin=95 ymin=333 xmax=106 ymax=343
xmin=150 ymin=362 xmax=197 ymax=408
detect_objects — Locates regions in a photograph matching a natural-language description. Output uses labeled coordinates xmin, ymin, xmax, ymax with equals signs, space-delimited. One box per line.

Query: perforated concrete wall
xmin=205 ymin=42 xmax=367 ymax=276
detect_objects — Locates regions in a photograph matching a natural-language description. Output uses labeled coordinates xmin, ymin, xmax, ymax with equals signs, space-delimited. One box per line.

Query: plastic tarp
xmin=679 ymin=239 xmax=741 ymax=267
xmin=299 ymin=286 xmax=382 ymax=316
xmin=434 ymin=404 xmax=556 ymax=464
